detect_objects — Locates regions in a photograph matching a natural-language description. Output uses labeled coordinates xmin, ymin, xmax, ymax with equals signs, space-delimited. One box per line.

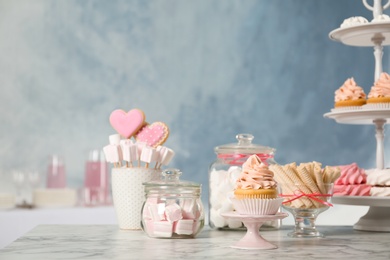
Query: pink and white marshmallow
xmin=174 ymin=219 xmax=194 ymax=235
xmin=140 ymin=146 xmax=158 ymax=168
xmin=103 ymin=134 xmax=123 ymax=167
xmin=165 ymin=203 xmax=183 ymax=223
xmin=152 ymin=221 xmax=173 ymax=238
xmin=120 ymin=139 xmax=138 ymax=167
xmin=156 ymin=146 xmax=175 ymax=169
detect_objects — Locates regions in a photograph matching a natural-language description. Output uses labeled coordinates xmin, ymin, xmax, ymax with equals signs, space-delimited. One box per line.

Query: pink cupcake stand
xmin=221 ymin=212 xmax=288 ymax=250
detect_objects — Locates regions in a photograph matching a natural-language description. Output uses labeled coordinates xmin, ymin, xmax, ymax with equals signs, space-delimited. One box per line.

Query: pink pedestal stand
xmin=221 ymin=212 xmax=288 ymax=250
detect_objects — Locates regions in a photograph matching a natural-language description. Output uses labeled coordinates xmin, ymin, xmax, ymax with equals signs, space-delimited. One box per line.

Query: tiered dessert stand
xmin=324 ymin=0 xmax=390 ymax=232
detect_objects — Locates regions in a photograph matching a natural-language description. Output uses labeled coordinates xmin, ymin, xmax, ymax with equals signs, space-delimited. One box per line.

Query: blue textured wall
xmin=0 ymin=0 xmax=387 ymax=210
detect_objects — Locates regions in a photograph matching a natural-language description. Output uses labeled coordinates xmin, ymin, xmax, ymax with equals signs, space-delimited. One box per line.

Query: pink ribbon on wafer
xmin=217 ymin=153 xmax=274 ymax=165
xmin=280 ymin=190 xmax=333 ymax=207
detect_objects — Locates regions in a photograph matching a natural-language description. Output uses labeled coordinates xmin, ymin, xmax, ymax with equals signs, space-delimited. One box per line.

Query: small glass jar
xmin=209 ymin=133 xmax=279 ymax=230
xmin=141 ymin=169 xmax=204 ymax=238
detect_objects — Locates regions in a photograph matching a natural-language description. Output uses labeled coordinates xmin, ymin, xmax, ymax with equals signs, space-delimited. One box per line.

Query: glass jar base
xmin=287 ymin=230 xmax=325 ymax=238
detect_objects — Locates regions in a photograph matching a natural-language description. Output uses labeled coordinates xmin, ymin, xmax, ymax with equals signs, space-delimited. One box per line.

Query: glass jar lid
xmin=143 ymin=168 xmax=201 ymax=196
xmin=214 ymin=133 xmax=275 ymax=155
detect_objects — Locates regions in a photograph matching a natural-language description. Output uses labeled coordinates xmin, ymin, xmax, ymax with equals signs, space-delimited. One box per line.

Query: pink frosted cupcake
xmin=366 ymin=72 xmax=390 ymax=109
xmin=231 ymin=154 xmax=283 ymax=215
xmin=333 ymin=78 xmax=366 ymax=111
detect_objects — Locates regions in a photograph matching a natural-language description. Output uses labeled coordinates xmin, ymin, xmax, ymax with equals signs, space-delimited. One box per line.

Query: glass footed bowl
xmin=279 ymin=183 xmax=334 ymax=238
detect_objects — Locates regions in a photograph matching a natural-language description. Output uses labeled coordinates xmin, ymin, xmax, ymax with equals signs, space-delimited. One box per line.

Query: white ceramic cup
xmin=111 ymin=167 xmax=159 ymax=230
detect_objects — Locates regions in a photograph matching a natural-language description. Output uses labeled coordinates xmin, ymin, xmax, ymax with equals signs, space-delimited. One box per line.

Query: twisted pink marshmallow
xmin=334 ymin=163 xmax=367 ymax=185
xmin=334 ymin=184 xmax=371 ymax=196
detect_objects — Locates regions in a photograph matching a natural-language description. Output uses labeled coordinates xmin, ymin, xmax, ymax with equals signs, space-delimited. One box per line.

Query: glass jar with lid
xmin=141 ymin=168 xmax=204 ymax=238
xmin=209 ymin=133 xmax=279 ymax=230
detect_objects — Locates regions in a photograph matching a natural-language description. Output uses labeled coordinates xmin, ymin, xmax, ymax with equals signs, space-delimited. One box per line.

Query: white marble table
xmin=1 ymin=225 xmax=390 ymax=259
xmin=0 ymin=206 xmax=117 ymax=249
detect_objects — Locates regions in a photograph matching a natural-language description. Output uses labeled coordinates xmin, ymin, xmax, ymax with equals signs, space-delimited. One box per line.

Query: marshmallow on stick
xmin=140 ymin=146 xmax=158 ymax=168
xmin=136 ymin=142 xmax=147 ymax=167
xmin=103 ymin=134 xmax=123 ymax=168
xmin=154 ymin=146 xmax=174 ymax=169
xmin=120 ymin=139 xmax=138 ymax=167
xmin=156 ymin=146 xmax=175 ymax=169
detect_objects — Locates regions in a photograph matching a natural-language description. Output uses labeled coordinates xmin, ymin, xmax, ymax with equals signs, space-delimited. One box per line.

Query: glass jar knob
xmin=236 ymin=133 xmax=254 ymax=145
xmin=161 ymin=168 xmax=182 ymax=182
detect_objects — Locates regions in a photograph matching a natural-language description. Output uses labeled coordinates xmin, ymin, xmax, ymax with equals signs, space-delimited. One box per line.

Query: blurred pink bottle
xmin=84 ymin=149 xmax=109 ymax=205
xmin=46 ymin=155 xmax=66 ymax=189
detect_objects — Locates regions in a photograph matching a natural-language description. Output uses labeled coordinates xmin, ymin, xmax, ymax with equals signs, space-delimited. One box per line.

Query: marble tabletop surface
xmin=1 ymin=225 xmax=390 ymax=260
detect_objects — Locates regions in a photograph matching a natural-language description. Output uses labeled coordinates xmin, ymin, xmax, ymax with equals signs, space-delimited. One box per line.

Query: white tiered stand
xmin=324 ymin=0 xmax=390 ymax=232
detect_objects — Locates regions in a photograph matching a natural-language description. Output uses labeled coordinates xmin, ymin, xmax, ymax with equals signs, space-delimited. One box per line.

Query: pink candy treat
xmin=135 ymin=122 xmax=169 ymax=147
xmin=335 ymin=163 xmax=367 ymax=185
xmin=174 ymin=220 xmax=194 ymax=235
xmin=334 ymin=163 xmax=369 ymax=196
xmin=165 ymin=204 xmax=183 ymax=223
xmin=109 ymin=109 xmax=145 ymax=138
xmin=334 ymin=184 xmax=371 ymax=196
xmin=143 ymin=198 xmax=201 ymax=237
xmin=140 ymin=147 xmax=158 ymax=168
xmin=120 ymin=139 xmax=138 ymax=166
xmin=180 ymin=199 xmax=200 ymax=219
xmin=103 ymin=134 xmax=123 ymax=165
xmin=145 ymin=203 xmax=166 ymax=221
xmin=152 ymin=221 xmax=173 ymax=238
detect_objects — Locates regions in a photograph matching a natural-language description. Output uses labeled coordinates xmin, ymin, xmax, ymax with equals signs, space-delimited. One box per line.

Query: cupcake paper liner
xmin=231 ymin=197 xmax=284 ymax=215
xmin=363 ymin=103 xmax=390 ymax=110
xmin=331 ymin=106 xmax=363 ymax=112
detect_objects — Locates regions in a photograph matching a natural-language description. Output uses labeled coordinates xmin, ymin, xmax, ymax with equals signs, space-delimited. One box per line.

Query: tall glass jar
xmin=209 ymin=133 xmax=279 ymax=230
xmin=141 ymin=169 xmax=204 ymax=238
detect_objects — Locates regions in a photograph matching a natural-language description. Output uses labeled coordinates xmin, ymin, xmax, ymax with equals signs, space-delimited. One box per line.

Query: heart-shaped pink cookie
xmin=109 ymin=109 xmax=145 ymax=138
xmin=135 ymin=122 xmax=169 ymax=147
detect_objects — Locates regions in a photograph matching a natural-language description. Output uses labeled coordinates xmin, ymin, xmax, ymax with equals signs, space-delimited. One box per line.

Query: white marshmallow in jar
xmin=209 ymin=133 xmax=280 ymax=230
xmin=141 ymin=168 xmax=204 ymax=238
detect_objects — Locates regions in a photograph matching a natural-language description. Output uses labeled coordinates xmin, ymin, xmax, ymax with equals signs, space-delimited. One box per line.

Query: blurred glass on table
xmin=46 ymin=155 xmax=66 ymax=189
xmin=80 ymin=149 xmax=110 ymax=206
xmin=13 ymin=169 xmax=40 ymax=207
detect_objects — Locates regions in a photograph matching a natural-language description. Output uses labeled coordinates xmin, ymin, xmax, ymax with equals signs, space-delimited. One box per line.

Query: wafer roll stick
xmin=270 ymin=164 xmax=305 ymax=208
xmin=297 ymin=164 xmax=323 ymax=208
xmin=269 ymin=164 xmax=292 ymax=184
xmin=297 ymin=164 xmax=321 ymax=193
xmin=313 ymin=162 xmax=326 ymax=195
xmin=322 ymin=166 xmax=340 ymax=195
xmin=283 ymin=165 xmax=314 ymax=208
xmin=300 ymin=162 xmax=314 ymax=174
xmin=330 ymin=167 xmax=341 ymax=183
xmin=322 ymin=166 xmax=335 ymax=184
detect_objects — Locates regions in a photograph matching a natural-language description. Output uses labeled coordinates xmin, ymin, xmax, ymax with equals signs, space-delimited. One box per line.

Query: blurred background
xmin=0 ymin=0 xmax=388 ymax=246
